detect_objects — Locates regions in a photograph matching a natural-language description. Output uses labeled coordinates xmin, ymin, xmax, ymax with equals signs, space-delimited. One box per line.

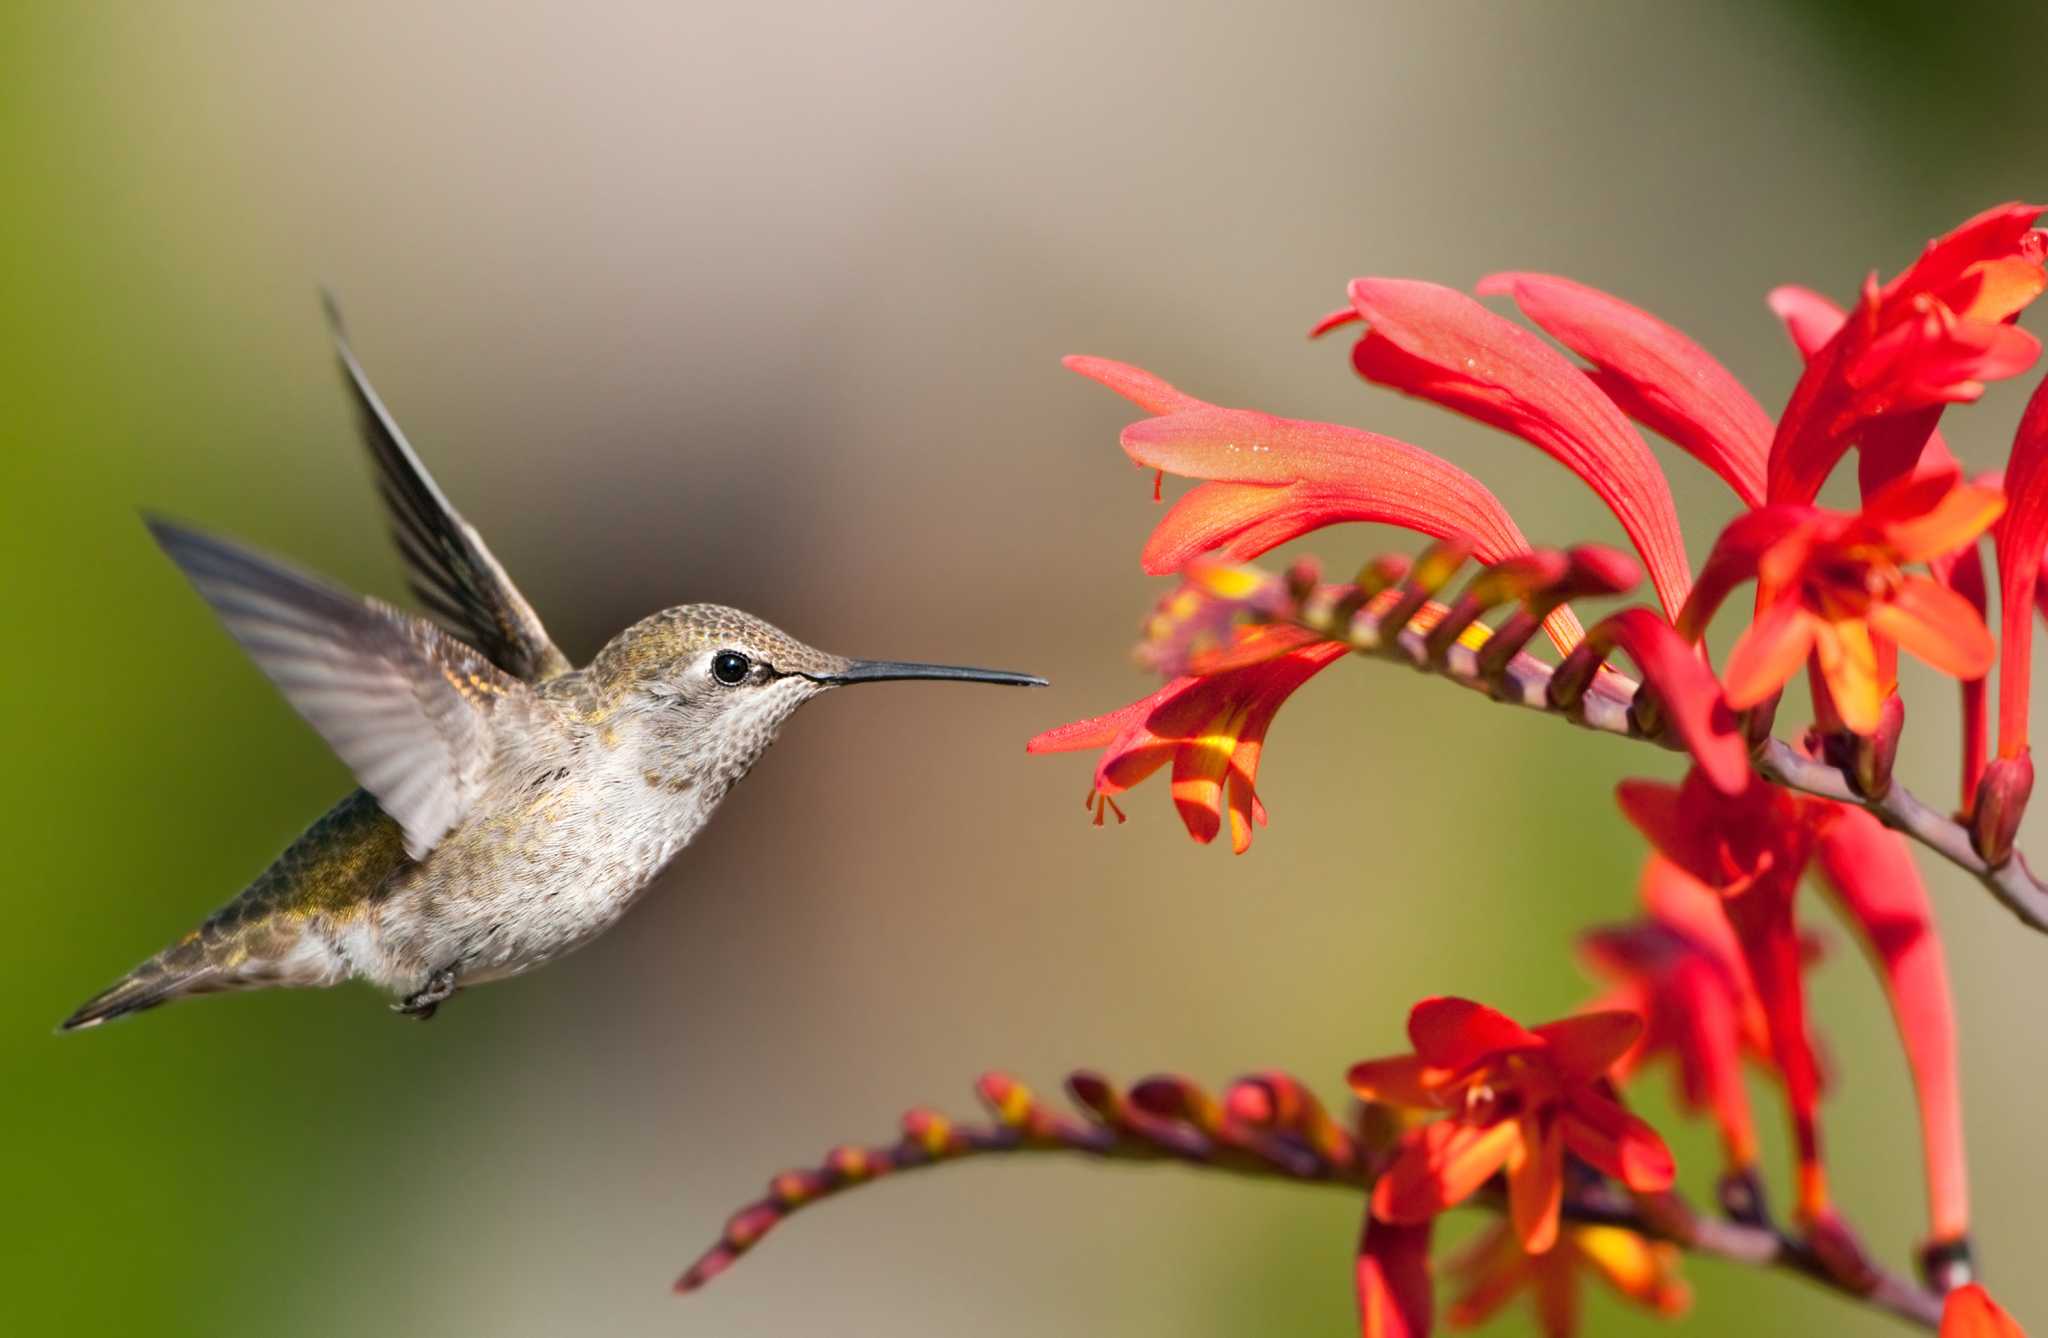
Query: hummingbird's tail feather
xmin=60 ymin=960 xmax=220 ymax=1030
xmin=61 ymin=918 xmax=333 ymax=1031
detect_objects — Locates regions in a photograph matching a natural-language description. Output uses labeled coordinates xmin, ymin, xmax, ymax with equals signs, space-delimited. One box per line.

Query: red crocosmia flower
xmin=1814 ymin=807 xmax=1969 ymax=1249
xmin=1616 ymin=769 xmax=1836 ymax=1220
xmin=1678 ymin=469 xmax=2004 ymax=733
xmin=1444 ymin=1218 xmax=1689 ymax=1338
xmin=1769 ymin=202 xmax=2047 ymax=505
xmin=1772 ymin=282 xmax=1999 ymax=800
xmin=1316 ymin=278 xmax=1694 ymax=619
xmin=1025 ymin=634 xmax=1345 ymax=853
xmin=1064 ymin=355 xmax=1586 ymax=653
xmin=1579 ymin=855 xmax=1770 ymax=1172
xmin=1357 ymin=1215 xmax=1434 ymax=1338
xmin=1942 ymin=1284 xmax=2029 ymax=1338
xmin=1478 ymin=271 xmax=1772 ymax=508
xmin=1767 ymin=282 xmax=1981 ymax=496
xmin=1349 ymin=997 xmax=1675 ymax=1254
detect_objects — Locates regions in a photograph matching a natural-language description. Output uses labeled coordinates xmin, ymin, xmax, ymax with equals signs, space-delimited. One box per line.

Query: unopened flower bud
xmin=1971 ymin=753 xmax=2034 ymax=866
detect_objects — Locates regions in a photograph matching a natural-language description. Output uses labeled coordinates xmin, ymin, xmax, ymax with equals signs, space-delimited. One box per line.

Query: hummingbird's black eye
xmin=710 ymin=650 xmax=752 ymax=686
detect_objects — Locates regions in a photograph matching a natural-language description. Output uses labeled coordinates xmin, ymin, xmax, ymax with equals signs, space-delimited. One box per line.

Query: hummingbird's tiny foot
xmin=393 ymin=966 xmax=458 ymax=1020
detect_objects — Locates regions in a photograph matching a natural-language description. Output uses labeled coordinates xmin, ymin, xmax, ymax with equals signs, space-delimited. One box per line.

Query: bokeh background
xmin=7 ymin=2 xmax=2047 ymax=1334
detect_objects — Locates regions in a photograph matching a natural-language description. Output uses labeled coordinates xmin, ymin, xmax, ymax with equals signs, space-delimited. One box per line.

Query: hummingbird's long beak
xmin=809 ymin=659 xmax=1047 ymax=688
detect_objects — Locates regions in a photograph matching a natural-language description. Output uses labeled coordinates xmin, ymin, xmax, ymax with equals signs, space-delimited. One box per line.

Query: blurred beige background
xmin=6 ymin=2 xmax=2046 ymax=1334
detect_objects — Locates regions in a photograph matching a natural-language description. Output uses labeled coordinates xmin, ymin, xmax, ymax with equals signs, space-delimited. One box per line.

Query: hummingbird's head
xmin=588 ymin=604 xmax=1044 ymax=785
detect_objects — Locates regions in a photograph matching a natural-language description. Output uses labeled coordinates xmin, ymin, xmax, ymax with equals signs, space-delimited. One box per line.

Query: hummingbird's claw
xmin=393 ymin=966 xmax=459 ymax=1021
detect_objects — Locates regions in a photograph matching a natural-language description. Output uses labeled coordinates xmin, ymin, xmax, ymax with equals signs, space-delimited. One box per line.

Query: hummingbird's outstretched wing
xmin=321 ymin=295 xmax=572 ymax=685
xmin=148 ymin=518 xmax=532 ymax=861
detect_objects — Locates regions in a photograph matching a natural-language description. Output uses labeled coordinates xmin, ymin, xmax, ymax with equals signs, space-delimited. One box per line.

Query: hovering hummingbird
xmin=63 ymin=305 xmax=1044 ymax=1029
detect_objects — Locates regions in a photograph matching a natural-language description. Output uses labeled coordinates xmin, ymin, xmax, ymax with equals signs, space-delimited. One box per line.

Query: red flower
xmin=1025 ymin=633 xmax=1345 ymax=853
xmin=1769 ymin=203 xmax=2047 ymax=505
xmin=1942 ymin=1284 xmax=2028 ymax=1338
xmin=1479 ymin=270 xmax=1772 ymax=508
xmin=1677 ymin=470 xmax=2003 ymax=733
xmin=1616 ymin=769 xmax=1836 ymax=1219
xmin=1579 ymin=856 xmax=1771 ymax=1171
xmin=1348 ymin=997 xmax=1675 ymax=1254
xmin=1063 ymin=357 xmax=1572 ymax=619
xmin=1444 ymin=1218 xmax=1688 ymax=1338
xmin=1770 ymin=281 xmax=1999 ymax=801
xmin=1813 ymin=808 xmax=1969 ymax=1248
xmin=1315 ymin=278 xmax=1695 ymax=618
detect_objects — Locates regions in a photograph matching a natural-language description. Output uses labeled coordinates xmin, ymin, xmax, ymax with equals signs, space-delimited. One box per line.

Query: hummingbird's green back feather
xmin=61 ymin=790 xmax=409 ymax=1029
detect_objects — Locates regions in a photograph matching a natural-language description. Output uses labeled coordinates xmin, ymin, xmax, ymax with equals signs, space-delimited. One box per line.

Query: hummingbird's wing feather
xmin=321 ymin=295 xmax=573 ymax=685
xmin=148 ymin=518 xmax=531 ymax=861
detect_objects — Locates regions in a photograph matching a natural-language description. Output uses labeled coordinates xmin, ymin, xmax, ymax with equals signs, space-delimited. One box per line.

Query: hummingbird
xmin=62 ymin=304 xmax=1044 ymax=1029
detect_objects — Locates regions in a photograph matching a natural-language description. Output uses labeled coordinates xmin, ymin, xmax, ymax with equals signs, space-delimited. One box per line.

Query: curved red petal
xmin=1559 ymin=1087 xmax=1676 ymax=1192
xmin=1481 ymin=271 xmax=1770 ymax=507
xmin=1534 ymin=1010 xmax=1644 ymax=1082
xmin=1770 ymin=205 xmax=2048 ymax=504
xmin=1590 ymin=608 xmax=1748 ymax=794
xmin=1674 ymin=504 xmax=1812 ymax=642
xmin=1613 ymin=779 xmax=1689 ymax=874
xmin=1768 ymin=285 xmax=1974 ymax=498
xmin=1124 ymin=406 xmax=1542 ymax=563
xmin=1767 ymin=284 xmax=1848 ymax=358
xmin=1720 ymin=599 xmax=1816 ymax=711
xmin=1026 ymin=680 xmax=1178 ymax=753
xmin=1815 ymin=807 xmax=1969 ymax=1244
xmin=1136 ymin=480 xmax=1584 ymax=656
xmin=1995 ymin=373 xmax=2048 ymax=756
xmin=1357 ymin=1214 xmax=1436 ymax=1338
xmin=1219 ymin=642 xmax=1346 ymax=853
xmin=1342 ymin=278 xmax=1694 ymax=618
xmin=1408 ymin=996 xmax=1544 ymax=1071
xmin=1062 ymin=354 xmax=1208 ymax=415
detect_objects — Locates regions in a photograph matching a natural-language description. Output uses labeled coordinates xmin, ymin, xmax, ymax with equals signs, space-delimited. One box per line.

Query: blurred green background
xmin=6 ymin=2 xmax=2046 ymax=1334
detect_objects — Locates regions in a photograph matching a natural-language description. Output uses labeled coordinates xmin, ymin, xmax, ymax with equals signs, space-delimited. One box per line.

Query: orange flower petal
xmin=1955 ymin=255 xmax=2048 ymax=324
xmin=1813 ymin=617 xmax=1884 ymax=733
xmin=1168 ymin=702 xmax=1241 ymax=844
xmin=1878 ymin=481 xmax=2006 ymax=562
xmin=1940 ymin=1283 xmax=2027 ymax=1338
xmin=1570 ymin=1226 xmax=1689 ymax=1315
xmin=1508 ymin=1114 xmax=1565 ymax=1254
xmin=1347 ymin=1054 xmax=1442 ymax=1109
xmin=1372 ymin=1119 xmax=1520 ymax=1222
xmin=1720 ymin=598 xmax=1816 ymax=709
xmin=1869 ymin=576 xmax=1997 ymax=680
